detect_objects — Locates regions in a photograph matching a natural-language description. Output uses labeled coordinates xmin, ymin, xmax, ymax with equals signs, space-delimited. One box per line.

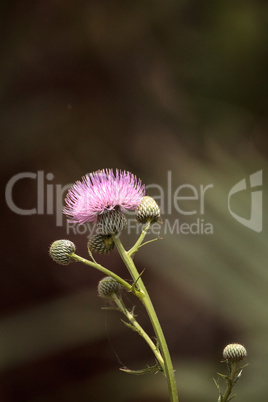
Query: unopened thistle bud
xmin=87 ymin=234 xmax=115 ymax=254
xmin=49 ymin=240 xmax=76 ymax=265
xmin=223 ymin=343 xmax=247 ymax=362
xmin=97 ymin=207 xmax=127 ymax=235
xmin=98 ymin=276 xmax=120 ymax=297
xmin=135 ymin=196 xmax=161 ymax=224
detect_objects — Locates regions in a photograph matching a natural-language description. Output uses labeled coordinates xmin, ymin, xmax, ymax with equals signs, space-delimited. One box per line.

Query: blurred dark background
xmin=1 ymin=1 xmax=268 ymax=401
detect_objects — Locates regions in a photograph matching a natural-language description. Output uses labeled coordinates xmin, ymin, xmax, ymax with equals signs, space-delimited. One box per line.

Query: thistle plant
xmin=49 ymin=168 xmax=248 ymax=401
xmin=214 ymin=343 xmax=248 ymax=402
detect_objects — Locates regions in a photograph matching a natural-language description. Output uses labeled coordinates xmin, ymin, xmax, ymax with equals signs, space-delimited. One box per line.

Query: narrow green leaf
xmin=120 ymin=364 xmax=161 ymax=375
xmin=213 ymin=378 xmax=221 ymax=392
xmin=217 ymin=372 xmax=229 ymax=381
xmin=121 ymin=319 xmax=138 ymax=333
xmin=227 ymin=393 xmax=236 ymax=401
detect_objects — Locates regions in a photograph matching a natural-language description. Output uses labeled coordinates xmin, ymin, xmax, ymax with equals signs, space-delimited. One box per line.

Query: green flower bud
xmin=223 ymin=343 xmax=247 ymax=362
xmin=49 ymin=240 xmax=76 ymax=265
xmin=97 ymin=207 xmax=127 ymax=235
xmin=98 ymin=276 xmax=120 ymax=297
xmin=135 ymin=196 xmax=161 ymax=224
xmin=87 ymin=234 xmax=115 ymax=254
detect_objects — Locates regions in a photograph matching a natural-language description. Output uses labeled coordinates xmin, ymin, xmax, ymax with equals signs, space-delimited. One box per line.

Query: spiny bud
xmin=98 ymin=276 xmax=120 ymax=297
xmin=223 ymin=343 xmax=247 ymax=362
xmin=135 ymin=196 xmax=161 ymax=224
xmin=49 ymin=240 xmax=76 ymax=265
xmin=97 ymin=207 xmax=127 ymax=235
xmin=87 ymin=234 xmax=115 ymax=254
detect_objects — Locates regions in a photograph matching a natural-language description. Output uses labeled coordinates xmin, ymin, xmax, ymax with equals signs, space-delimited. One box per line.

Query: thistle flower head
xmin=223 ymin=343 xmax=247 ymax=362
xmin=97 ymin=207 xmax=128 ymax=235
xmin=63 ymin=169 xmax=145 ymax=224
xmin=136 ymin=196 xmax=161 ymax=223
xmin=49 ymin=239 xmax=76 ymax=265
xmin=98 ymin=276 xmax=120 ymax=297
xmin=87 ymin=234 xmax=115 ymax=254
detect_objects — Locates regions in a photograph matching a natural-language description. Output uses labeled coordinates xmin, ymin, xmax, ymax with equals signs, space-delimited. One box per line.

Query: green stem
xmin=128 ymin=222 xmax=151 ymax=257
xmin=70 ymin=253 xmax=144 ymax=299
xmin=111 ymin=293 xmax=165 ymax=371
xmin=112 ymin=235 xmax=179 ymax=402
xmin=222 ymin=361 xmax=237 ymax=402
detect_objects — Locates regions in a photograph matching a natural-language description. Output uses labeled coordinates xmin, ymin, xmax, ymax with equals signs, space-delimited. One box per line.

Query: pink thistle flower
xmin=63 ymin=169 xmax=145 ymax=224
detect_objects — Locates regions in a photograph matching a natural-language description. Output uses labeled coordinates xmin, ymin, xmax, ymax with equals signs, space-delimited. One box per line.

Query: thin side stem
xmin=70 ymin=253 xmax=144 ymax=299
xmin=128 ymin=222 xmax=151 ymax=257
xmin=112 ymin=235 xmax=179 ymax=402
xmin=111 ymin=293 xmax=165 ymax=371
xmin=222 ymin=362 xmax=237 ymax=402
